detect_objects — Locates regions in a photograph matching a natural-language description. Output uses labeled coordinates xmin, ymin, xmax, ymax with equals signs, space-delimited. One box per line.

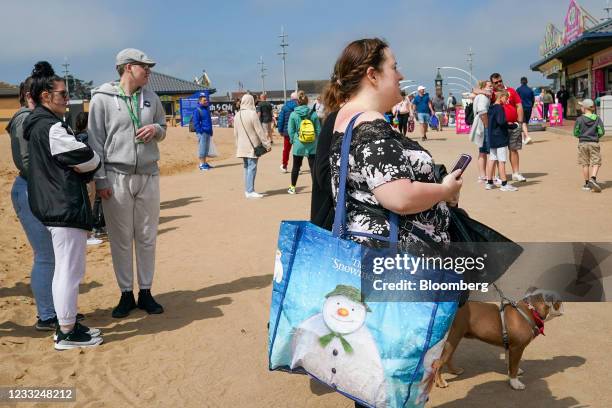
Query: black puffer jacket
xmin=23 ymin=105 xmax=100 ymax=230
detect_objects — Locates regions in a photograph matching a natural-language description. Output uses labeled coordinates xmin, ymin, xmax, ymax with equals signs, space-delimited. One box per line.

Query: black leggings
xmin=291 ymin=154 xmax=315 ymax=186
xmin=397 ymin=113 xmax=409 ymax=135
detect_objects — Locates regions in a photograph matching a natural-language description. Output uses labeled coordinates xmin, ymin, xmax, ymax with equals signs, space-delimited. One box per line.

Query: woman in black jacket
xmin=24 ymin=61 xmax=103 ymax=350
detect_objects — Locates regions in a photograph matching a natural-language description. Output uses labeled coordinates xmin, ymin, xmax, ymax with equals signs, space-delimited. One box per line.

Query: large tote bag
xmin=268 ymin=114 xmax=461 ymax=407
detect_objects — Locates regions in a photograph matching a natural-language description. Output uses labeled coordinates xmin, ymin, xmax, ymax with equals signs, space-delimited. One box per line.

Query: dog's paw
xmin=509 ymin=378 xmax=526 ymax=390
xmin=435 ymin=377 xmax=449 ymax=388
xmin=517 ymin=368 xmax=524 ymax=376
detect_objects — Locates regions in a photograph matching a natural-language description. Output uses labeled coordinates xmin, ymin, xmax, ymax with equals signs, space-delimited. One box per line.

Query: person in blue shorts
xmin=412 ymin=85 xmax=434 ymax=141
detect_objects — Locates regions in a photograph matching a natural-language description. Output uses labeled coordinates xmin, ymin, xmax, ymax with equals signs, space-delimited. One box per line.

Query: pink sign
xmin=455 ymin=107 xmax=471 ymax=134
xmin=548 ymin=103 xmax=564 ymax=126
xmin=564 ymin=0 xmax=583 ymax=44
xmin=593 ymin=69 xmax=605 ymax=98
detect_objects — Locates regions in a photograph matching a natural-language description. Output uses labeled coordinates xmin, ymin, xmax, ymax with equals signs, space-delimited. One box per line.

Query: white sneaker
xmin=87 ymin=237 xmax=103 ymax=245
xmin=523 ymin=136 xmax=533 ymax=145
xmin=494 ymin=177 xmax=503 ymax=186
xmin=485 ymin=183 xmax=495 ymax=190
xmin=512 ymin=173 xmax=527 ymax=182
xmin=245 ymin=192 xmax=263 ymax=199
xmin=500 ymin=183 xmax=518 ymax=192
xmin=279 ymin=165 xmax=288 ymax=173
xmin=477 ymin=176 xmax=486 ymax=183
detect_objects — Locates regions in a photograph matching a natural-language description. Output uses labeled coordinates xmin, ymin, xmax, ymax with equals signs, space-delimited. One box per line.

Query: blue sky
xmin=0 ymin=0 xmax=607 ymax=95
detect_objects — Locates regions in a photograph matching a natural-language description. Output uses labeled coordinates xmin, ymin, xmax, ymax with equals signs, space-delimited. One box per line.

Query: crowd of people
xmin=5 ymin=37 xmax=604 ymax=361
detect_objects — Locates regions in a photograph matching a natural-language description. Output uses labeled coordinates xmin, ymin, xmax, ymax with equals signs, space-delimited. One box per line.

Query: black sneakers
xmin=54 ymin=323 xmax=103 ymax=350
xmin=53 ymin=322 xmax=101 ymax=341
xmin=137 ymin=289 xmax=164 ymax=314
xmin=112 ymin=291 xmax=137 ymax=318
xmin=588 ymin=178 xmax=602 ymax=193
xmin=35 ymin=313 xmax=85 ymax=331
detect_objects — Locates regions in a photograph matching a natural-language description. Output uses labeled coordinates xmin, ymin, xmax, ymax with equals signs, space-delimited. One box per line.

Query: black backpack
xmin=464 ymin=103 xmax=475 ymax=126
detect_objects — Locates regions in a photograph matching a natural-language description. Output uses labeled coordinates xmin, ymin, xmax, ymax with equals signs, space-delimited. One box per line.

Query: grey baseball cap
xmin=115 ymin=48 xmax=156 ymax=67
xmin=579 ymin=99 xmax=594 ymax=109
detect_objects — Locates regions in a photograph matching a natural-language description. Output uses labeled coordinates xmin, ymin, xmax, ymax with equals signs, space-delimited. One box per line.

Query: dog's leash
xmin=491 ymin=283 xmax=542 ymax=350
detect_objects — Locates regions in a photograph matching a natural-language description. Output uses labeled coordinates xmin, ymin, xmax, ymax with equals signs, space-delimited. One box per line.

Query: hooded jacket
xmin=193 ymin=103 xmax=213 ymax=135
xmin=574 ymin=113 xmax=604 ymax=143
xmin=277 ymin=99 xmax=298 ymax=135
xmin=7 ymin=107 xmax=32 ymax=180
xmin=234 ymin=94 xmax=271 ymax=158
xmin=288 ymin=105 xmax=321 ymax=156
xmin=87 ymin=81 xmax=167 ymax=190
xmin=23 ymin=105 xmax=100 ymax=230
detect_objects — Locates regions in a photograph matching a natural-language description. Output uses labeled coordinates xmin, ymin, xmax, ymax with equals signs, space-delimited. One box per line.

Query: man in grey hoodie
xmin=88 ymin=48 xmax=167 ymax=318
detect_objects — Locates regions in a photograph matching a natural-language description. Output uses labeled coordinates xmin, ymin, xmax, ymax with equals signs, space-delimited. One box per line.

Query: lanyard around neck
xmin=119 ymin=86 xmax=141 ymax=129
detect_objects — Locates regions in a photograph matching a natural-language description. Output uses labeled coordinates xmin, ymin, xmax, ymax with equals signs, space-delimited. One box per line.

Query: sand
xmin=0 ymin=123 xmax=611 ymax=407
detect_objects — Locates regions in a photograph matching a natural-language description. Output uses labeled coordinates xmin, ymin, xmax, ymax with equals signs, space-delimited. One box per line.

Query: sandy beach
xmin=1 ymin=124 xmax=611 ymax=407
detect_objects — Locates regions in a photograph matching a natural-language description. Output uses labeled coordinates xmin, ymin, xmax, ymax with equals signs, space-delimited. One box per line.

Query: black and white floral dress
xmin=330 ymin=119 xmax=450 ymax=249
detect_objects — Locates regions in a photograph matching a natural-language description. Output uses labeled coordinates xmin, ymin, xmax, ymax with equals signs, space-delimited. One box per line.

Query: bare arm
xmin=373 ymin=170 xmax=462 ymax=215
xmin=516 ymin=104 xmax=524 ymax=123
xmin=481 ymin=112 xmax=489 ymax=128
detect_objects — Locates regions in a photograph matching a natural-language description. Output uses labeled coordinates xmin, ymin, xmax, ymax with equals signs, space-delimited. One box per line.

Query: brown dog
xmin=433 ymin=290 xmax=563 ymax=390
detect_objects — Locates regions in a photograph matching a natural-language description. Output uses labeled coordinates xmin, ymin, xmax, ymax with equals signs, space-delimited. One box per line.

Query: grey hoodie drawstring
xmin=114 ymin=95 xmax=121 ymax=110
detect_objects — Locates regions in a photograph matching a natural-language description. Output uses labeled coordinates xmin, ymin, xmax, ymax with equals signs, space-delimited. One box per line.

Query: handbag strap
xmin=331 ymin=113 xmax=399 ymax=244
xmin=239 ymin=111 xmax=258 ymax=149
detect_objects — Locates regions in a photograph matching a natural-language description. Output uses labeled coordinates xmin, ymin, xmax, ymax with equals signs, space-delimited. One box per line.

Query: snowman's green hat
xmin=325 ymin=284 xmax=371 ymax=312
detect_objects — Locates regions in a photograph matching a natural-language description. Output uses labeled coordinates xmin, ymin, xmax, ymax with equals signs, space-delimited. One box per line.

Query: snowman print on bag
xmin=290 ymin=285 xmax=387 ymax=407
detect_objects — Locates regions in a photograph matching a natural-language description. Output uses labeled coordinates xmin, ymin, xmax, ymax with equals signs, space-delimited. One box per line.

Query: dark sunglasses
xmin=492 ymin=79 xmax=503 ymax=85
xmin=51 ymin=90 xmax=69 ymax=98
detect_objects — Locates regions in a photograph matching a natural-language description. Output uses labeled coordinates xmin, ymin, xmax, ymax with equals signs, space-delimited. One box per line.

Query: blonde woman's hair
xmin=495 ymin=90 xmax=509 ymax=99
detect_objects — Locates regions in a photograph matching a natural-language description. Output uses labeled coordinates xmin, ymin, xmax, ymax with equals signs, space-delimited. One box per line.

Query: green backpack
xmin=298 ymin=111 xmax=316 ymax=143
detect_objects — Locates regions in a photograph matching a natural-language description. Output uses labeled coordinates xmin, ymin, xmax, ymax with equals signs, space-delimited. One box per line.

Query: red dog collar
xmin=528 ymin=305 xmax=545 ymax=336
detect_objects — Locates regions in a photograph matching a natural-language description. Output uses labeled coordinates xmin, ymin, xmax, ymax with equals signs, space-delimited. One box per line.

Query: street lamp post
xmin=258 ymin=56 xmax=266 ymax=94
xmin=278 ymin=26 xmax=289 ymax=102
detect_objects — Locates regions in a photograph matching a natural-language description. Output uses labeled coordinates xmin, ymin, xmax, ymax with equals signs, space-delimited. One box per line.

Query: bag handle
xmin=331 ymin=113 xmax=399 ymax=244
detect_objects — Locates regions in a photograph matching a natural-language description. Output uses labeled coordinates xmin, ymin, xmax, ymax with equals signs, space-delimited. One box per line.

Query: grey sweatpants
xmin=103 ymin=171 xmax=160 ymax=291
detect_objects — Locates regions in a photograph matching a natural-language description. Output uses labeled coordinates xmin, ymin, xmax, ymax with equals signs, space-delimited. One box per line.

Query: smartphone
xmin=450 ymin=154 xmax=472 ymax=179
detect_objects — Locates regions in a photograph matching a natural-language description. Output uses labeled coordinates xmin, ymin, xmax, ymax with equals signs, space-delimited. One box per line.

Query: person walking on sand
xmin=412 ymin=85 xmax=434 ymax=141
xmin=88 ymin=48 xmax=167 ymax=318
xmin=234 ymin=94 xmax=272 ymax=198
xmin=574 ymin=99 xmax=604 ymax=192
xmin=287 ymin=91 xmax=321 ymax=194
